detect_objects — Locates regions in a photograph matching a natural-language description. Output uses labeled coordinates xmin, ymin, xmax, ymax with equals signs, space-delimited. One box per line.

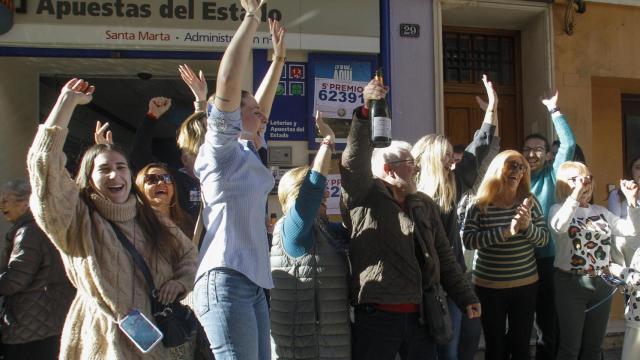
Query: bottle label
xmin=372 ymin=116 xmax=391 ymax=138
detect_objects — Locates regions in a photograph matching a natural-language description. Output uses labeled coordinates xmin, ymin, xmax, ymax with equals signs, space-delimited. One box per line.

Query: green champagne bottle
xmin=370 ymin=69 xmax=391 ymax=148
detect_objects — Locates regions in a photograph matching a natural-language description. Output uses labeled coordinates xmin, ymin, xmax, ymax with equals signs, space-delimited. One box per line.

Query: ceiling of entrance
xmin=441 ymin=2 xmax=546 ymax=30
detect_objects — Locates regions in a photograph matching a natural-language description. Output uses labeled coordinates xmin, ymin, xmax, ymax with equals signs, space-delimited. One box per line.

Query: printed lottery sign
xmin=324 ymin=174 xmax=342 ymax=215
xmin=314 ymin=78 xmax=366 ymax=119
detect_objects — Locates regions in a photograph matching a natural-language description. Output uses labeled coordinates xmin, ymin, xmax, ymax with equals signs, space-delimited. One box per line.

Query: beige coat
xmin=27 ymin=125 xmax=197 ymax=360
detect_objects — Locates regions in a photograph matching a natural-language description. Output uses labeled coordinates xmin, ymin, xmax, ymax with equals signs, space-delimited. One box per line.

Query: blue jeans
xmin=194 ymin=268 xmax=271 ymax=360
xmin=436 ymin=297 xmax=463 ymax=360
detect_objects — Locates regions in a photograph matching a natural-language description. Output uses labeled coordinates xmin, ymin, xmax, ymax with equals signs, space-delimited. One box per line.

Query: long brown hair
xmin=75 ymin=144 xmax=178 ymax=261
xmin=135 ymin=162 xmax=195 ymax=238
xmin=475 ymin=150 xmax=532 ymax=212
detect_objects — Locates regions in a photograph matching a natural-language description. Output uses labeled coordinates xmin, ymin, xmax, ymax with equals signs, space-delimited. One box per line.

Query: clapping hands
xmin=508 ymin=197 xmax=532 ymax=237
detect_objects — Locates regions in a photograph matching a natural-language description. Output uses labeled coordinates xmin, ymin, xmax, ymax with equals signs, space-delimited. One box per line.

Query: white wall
xmin=389 ymin=0 xmax=437 ymax=144
xmin=0 ymin=59 xmax=41 ymax=235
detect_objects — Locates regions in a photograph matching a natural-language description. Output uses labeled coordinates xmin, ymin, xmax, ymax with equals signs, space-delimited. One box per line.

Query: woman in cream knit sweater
xmin=27 ymin=78 xmax=197 ymax=359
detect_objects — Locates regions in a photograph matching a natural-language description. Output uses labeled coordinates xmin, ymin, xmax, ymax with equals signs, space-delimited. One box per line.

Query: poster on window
xmin=308 ymin=55 xmax=376 ymax=148
xmin=324 ymin=174 xmax=342 ymax=215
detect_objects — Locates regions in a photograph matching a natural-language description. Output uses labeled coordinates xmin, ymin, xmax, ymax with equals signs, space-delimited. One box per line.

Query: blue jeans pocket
xmin=194 ymin=271 xmax=210 ymax=317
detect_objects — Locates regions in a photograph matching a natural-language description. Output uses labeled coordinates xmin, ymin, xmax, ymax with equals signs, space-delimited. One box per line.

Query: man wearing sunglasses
xmin=521 ymin=91 xmax=576 ymax=360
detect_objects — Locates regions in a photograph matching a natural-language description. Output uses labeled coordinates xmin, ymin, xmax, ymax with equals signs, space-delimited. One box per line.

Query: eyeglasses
xmin=144 ymin=173 xmax=173 ymax=185
xmin=522 ymin=146 xmax=546 ymax=155
xmin=507 ymin=161 xmax=527 ymax=173
xmin=388 ymin=159 xmax=416 ymax=167
xmin=568 ymin=175 xmax=593 ymax=183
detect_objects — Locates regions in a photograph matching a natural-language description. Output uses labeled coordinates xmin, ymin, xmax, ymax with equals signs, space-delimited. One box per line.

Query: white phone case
xmin=118 ymin=308 xmax=163 ymax=353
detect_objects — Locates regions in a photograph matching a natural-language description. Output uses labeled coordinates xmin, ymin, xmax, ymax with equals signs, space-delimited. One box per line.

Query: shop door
xmin=443 ymin=27 xmax=522 ymax=152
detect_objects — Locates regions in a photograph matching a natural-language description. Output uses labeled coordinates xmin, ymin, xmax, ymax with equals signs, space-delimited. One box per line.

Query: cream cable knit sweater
xmin=27 ymin=125 xmax=197 ymax=360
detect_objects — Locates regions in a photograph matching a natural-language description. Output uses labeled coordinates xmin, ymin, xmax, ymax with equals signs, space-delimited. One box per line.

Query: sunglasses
xmin=507 ymin=161 xmax=527 ymax=173
xmin=144 ymin=173 xmax=173 ymax=185
xmin=568 ymin=175 xmax=593 ymax=183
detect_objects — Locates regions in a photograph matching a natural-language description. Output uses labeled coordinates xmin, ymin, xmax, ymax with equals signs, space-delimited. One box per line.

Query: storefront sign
xmin=308 ymin=54 xmax=376 ymax=148
xmin=263 ymin=61 xmax=306 ymax=141
xmin=0 ymin=0 xmax=379 ymax=52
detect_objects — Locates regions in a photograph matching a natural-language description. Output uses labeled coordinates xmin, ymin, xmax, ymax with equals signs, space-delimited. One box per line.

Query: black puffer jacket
xmin=0 ymin=211 xmax=75 ymax=344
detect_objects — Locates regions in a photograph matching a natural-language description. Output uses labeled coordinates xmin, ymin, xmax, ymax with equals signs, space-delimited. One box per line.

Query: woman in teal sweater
xmin=270 ymin=113 xmax=350 ymax=360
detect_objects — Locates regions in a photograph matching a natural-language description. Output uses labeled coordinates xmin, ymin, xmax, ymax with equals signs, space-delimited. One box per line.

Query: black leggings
xmin=476 ymin=282 xmax=538 ymax=360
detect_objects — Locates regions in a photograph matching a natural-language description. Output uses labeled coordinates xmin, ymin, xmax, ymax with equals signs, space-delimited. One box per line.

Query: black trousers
xmin=352 ymin=305 xmax=437 ymax=360
xmin=535 ymin=257 xmax=559 ymax=360
xmin=3 ymin=335 xmax=60 ymax=360
xmin=476 ymin=282 xmax=538 ymax=360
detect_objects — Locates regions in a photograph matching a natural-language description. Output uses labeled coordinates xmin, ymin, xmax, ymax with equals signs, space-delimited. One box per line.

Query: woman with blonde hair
xmin=193 ymin=2 xmax=287 ymax=357
xmin=550 ymin=161 xmax=639 ymax=359
xmin=411 ymin=74 xmax=499 ymax=360
xmin=463 ymin=150 xmax=549 ymax=360
xmin=270 ymin=113 xmax=350 ymax=359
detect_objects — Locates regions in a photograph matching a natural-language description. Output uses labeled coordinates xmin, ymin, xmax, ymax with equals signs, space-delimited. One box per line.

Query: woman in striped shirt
xmin=463 ymin=149 xmax=549 ymax=360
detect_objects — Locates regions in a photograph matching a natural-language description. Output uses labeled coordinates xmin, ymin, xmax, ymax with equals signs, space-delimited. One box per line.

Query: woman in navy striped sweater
xmin=463 ymin=149 xmax=549 ymax=360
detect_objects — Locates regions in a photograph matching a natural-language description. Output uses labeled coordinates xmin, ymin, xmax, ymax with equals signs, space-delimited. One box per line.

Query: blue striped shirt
xmin=194 ymin=106 xmax=275 ymax=289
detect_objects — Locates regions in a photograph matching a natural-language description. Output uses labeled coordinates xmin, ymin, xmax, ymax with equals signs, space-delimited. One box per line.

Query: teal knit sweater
xmin=531 ymin=113 xmax=575 ymax=259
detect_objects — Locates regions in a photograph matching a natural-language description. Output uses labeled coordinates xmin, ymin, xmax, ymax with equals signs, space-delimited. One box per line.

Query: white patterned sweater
xmin=611 ymin=247 xmax=640 ymax=328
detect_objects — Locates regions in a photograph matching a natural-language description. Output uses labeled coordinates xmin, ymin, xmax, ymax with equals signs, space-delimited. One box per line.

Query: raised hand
xmin=482 ymin=74 xmax=498 ymax=111
xmin=475 ymin=96 xmax=488 ymax=112
xmin=542 ymin=91 xmax=559 ymax=111
xmin=316 ymin=111 xmax=335 ymax=143
xmin=94 ymin=121 xmax=113 ymax=145
xmin=570 ymin=176 xmax=591 ymax=203
xmin=241 ymin=0 xmax=262 ymax=14
xmin=269 ymin=19 xmax=286 ymax=59
xmin=363 ymin=78 xmax=387 ymax=109
xmin=148 ymin=97 xmax=172 ymax=119
xmin=60 ymin=78 xmax=95 ymax=105
xmin=620 ymin=179 xmax=639 ymax=207
xmin=178 ymin=64 xmax=208 ymax=102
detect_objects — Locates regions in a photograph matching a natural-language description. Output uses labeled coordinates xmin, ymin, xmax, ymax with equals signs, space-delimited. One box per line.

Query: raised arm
xmin=179 ymin=64 xmax=208 ymax=112
xmin=543 ymin=92 xmax=576 ymax=173
xmin=28 ymin=79 xmax=94 ymax=256
xmin=214 ymin=0 xmax=263 ymax=112
xmin=281 ymin=112 xmax=335 ymax=257
xmin=130 ymin=97 xmax=172 ymax=172
xmin=456 ymin=75 xmax=498 ymax=191
xmin=340 ymin=78 xmax=385 ymax=208
xmin=255 ymin=19 xmax=286 ymax=120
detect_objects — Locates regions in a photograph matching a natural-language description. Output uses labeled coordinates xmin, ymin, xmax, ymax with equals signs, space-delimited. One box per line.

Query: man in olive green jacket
xmin=340 ymin=79 xmax=481 ymax=360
